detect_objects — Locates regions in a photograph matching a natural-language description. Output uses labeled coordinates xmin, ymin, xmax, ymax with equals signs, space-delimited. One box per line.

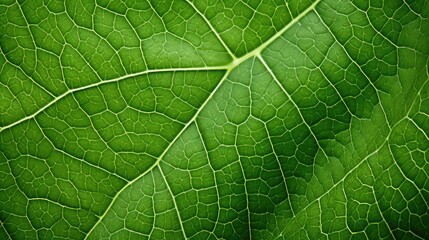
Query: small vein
xmin=0 ymin=220 xmax=12 ymax=240
xmin=158 ymin=165 xmax=187 ymax=239
xmin=233 ymin=125 xmax=252 ymax=240
xmin=277 ymin=142 xmax=385 ymax=237
xmin=257 ymin=54 xmax=329 ymax=160
xmin=84 ymin=69 xmax=231 ymax=238
xmin=0 ymin=66 xmax=227 ymax=133
xmin=262 ymin=120 xmax=295 ymax=217
xmin=314 ymin=9 xmax=392 ymax=131
xmin=195 ymin=121 xmax=222 ymax=233
xmin=386 ymin=141 xmax=429 ymax=210
xmin=367 ymin=162 xmax=397 ymax=240
xmin=184 ymin=0 xmax=236 ymax=59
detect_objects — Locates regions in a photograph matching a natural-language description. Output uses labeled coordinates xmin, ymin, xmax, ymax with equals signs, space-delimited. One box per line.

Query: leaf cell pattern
xmin=0 ymin=0 xmax=428 ymax=239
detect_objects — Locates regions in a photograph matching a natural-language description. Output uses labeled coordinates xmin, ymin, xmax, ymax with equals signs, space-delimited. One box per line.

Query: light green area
xmin=0 ymin=0 xmax=428 ymax=239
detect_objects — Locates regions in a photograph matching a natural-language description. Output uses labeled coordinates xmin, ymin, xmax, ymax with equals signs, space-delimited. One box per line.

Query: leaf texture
xmin=0 ymin=0 xmax=428 ymax=239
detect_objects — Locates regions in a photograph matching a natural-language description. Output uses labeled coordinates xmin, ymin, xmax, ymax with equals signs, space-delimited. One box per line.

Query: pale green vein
xmin=0 ymin=48 xmax=56 ymax=99
xmin=184 ymin=0 xmax=236 ymax=60
xmin=83 ymin=69 xmax=232 ymax=239
xmin=314 ymin=9 xmax=392 ymax=129
xmin=0 ymin=66 xmax=227 ymax=133
xmin=407 ymin=116 xmax=429 ymax=141
xmin=387 ymin=141 xmax=429 ymax=210
xmin=1 ymin=0 xmax=321 ymax=134
xmin=158 ymin=165 xmax=187 ymax=239
xmin=0 ymin=220 xmax=12 ymax=240
xmin=257 ymin=54 xmax=329 ymax=161
xmin=195 ymin=121 xmax=221 ymax=234
xmin=262 ymin=119 xmax=295 ymax=217
xmin=276 ymin=112 xmax=417 ymax=238
xmin=367 ymin=162 xmax=397 ymax=240
xmin=230 ymin=0 xmax=322 ymax=67
xmin=277 ymin=142 xmax=385 ymax=238
xmin=234 ymin=125 xmax=252 ymax=240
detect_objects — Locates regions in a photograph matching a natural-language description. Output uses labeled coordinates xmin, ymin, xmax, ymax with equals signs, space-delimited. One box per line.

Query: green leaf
xmin=1 ymin=0 xmax=428 ymax=239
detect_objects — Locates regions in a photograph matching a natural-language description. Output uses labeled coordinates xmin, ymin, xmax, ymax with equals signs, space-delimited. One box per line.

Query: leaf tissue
xmin=0 ymin=0 xmax=428 ymax=239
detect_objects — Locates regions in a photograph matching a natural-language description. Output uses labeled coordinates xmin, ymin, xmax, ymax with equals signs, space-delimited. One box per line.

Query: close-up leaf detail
xmin=0 ymin=0 xmax=428 ymax=239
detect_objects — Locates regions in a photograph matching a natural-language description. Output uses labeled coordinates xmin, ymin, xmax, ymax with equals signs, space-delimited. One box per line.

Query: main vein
xmin=83 ymin=0 xmax=322 ymax=236
xmin=2 ymin=0 xmax=322 ymax=237
xmin=0 ymin=66 xmax=226 ymax=133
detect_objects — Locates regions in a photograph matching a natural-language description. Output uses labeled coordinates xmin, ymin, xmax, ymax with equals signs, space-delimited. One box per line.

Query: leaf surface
xmin=1 ymin=0 xmax=429 ymax=239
